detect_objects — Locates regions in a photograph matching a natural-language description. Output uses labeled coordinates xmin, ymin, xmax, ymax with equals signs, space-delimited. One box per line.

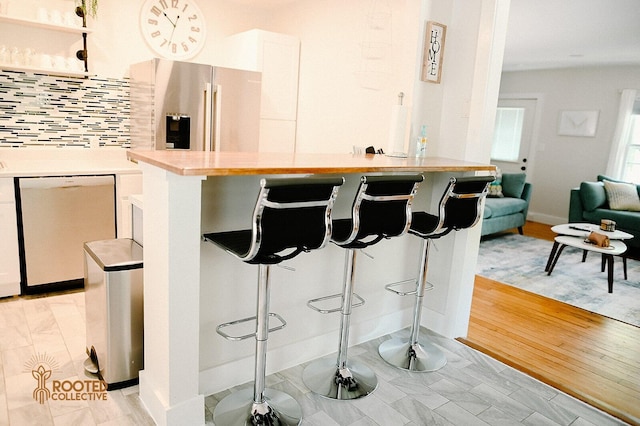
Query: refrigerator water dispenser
xmin=166 ymin=114 xmax=190 ymax=149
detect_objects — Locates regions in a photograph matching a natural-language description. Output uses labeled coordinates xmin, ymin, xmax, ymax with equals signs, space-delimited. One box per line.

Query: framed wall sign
xmin=421 ymin=21 xmax=447 ymax=84
xmin=557 ymin=110 xmax=599 ymax=137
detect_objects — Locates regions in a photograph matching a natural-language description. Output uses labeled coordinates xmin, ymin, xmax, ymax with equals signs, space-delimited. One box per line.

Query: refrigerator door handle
xmin=204 ymin=83 xmax=214 ymax=151
xmin=210 ymin=84 xmax=223 ymax=152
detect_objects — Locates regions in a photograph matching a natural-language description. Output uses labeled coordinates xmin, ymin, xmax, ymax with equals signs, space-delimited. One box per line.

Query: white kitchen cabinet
xmin=221 ymin=30 xmax=300 ymax=153
xmin=258 ymin=119 xmax=297 ymax=153
xmin=0 ymin=178 xmax=20 ymax=297
xmin=116 ymin=173 xmax=143 ymax=239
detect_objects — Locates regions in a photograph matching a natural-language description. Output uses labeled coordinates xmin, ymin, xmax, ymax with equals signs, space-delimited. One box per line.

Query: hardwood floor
xmin=461 ymin=222 xmax=640 ymax=425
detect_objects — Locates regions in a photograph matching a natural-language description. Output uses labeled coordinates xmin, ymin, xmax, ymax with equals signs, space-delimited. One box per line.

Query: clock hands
xmin=168 ymin=14 xmax=181 ymax=48
xmin=162 ymin=11 xmax=177 ymax=28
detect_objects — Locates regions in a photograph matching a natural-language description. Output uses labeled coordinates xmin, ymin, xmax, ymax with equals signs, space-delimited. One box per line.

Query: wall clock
xmin=140 ymin=0 xmax=207 ymax=60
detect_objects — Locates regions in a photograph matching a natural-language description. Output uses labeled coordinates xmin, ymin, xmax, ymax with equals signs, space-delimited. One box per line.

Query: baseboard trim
xmin=527 ymin=212 xmax=565 ymax=226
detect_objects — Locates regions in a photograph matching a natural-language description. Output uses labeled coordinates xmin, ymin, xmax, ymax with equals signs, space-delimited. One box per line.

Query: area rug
xmin=476 ymin=233 xmax=640 ymax=327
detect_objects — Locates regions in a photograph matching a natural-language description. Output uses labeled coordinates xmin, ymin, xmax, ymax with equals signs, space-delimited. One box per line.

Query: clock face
xmin=140 ymin=0 xmax=207 ymax=60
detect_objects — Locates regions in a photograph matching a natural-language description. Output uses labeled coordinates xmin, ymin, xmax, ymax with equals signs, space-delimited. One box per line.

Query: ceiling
xmin=503 ymin=0 xmax=640 ymax=71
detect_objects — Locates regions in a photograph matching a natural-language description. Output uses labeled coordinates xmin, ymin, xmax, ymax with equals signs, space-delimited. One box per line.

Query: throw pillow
xmin=488 ymin=167 xmax=503 ymax=197
xmin=501 ymin=173 xmax=527 ymax=198
xmin=579 ymin=181 xmax=606 ymax=211
xmin=603 ymin=180 xmax=640 ymax=211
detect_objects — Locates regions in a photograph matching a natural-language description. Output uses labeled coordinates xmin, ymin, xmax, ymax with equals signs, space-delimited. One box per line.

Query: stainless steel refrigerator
xmin=129 ymin=58 xmax=261 ymax=151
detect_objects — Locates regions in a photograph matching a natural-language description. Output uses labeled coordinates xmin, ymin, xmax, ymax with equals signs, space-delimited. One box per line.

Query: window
xmin=620 ymin=101 xmax=640 ymax=183
xmin=606 ymin=89 xmax=640 ymax=182
xmin=491 ymin=107 xmax=524 ymax=162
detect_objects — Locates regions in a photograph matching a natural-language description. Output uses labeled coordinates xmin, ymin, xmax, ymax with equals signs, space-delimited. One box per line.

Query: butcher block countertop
xmin=127 ymin=150 xmax=495 ymax=176
xmin=0 ymin=147 xmax=140 ymax=177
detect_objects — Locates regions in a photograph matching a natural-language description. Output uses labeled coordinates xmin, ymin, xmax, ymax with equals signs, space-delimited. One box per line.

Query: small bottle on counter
xmin=415 ymin=125 xmax=428 ymax=158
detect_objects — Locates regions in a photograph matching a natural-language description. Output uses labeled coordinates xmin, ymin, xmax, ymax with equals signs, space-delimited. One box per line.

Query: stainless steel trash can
xmin=83 ymin=238 xmax=143 ymax=390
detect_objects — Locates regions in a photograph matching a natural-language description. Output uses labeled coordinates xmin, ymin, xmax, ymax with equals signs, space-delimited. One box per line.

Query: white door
xmin=491 ymin=98 xmax=537 ymax=174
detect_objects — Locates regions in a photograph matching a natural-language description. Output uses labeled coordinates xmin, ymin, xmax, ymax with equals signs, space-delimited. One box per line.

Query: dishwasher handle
xmin=18 ymin=176 xmax=115 ymax=190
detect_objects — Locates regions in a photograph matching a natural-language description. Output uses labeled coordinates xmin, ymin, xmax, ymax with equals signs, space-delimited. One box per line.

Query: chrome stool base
xmin=213 ymin=388 xmax=302 ymax=426
xmin=378 ymin=337 xmax=447 ymax=372
xmin=302 ymin=357 xmax=377 ymax=400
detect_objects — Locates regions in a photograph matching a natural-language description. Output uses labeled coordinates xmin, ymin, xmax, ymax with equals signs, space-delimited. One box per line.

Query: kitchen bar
xmin=127 ymin=150 xmax=494 ymax=426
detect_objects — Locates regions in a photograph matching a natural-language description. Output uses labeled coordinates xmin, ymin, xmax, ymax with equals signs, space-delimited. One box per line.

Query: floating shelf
xmin=0 ymin=14 xmax=93 ymax=34
xmin=0 ymin=9 xmax=91 ymax=77
xmin=0 ymin=64 xmax=90 ymax=78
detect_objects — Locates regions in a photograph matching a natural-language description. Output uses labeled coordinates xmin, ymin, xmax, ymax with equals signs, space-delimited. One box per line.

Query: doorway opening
xmin=491 ymin=98 xmax=538 ymax=176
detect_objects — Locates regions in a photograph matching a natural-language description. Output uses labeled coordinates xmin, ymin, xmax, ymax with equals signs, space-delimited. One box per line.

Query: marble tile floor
xmin=0 ymin=290 xmax=629 ymax=425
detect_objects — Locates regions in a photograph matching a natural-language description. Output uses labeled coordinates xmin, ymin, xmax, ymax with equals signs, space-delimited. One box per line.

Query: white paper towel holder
xmin=386 ymin=92 xmax=408 ymax=158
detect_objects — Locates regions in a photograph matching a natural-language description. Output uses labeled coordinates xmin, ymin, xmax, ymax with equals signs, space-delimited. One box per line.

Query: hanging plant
xmin=75 ymin=0 xmax=98 ymax=19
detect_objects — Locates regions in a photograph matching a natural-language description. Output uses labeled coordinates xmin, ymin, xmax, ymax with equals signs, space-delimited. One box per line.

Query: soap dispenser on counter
xmin=415 ymin=125 xmax=428 ymax=158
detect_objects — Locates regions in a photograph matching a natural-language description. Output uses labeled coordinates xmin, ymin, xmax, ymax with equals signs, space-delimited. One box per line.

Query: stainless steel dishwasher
xmin=16 ymin=175 xmax=116 ymax=294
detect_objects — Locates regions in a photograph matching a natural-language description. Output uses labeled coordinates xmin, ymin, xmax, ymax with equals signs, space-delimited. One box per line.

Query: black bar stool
xmin=303 ymin=174 xmax=424 ymax=400
xmin=203 ymin=176 xmax=344 ymax=426
xmin=378 ymin=176 xmax=494 ymax=372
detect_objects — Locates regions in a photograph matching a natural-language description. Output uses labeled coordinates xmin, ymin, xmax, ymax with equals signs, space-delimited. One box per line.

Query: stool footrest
xmin=307 ymin=293 xmax=365 ymax=314
xmin=216 ymin=313 xmax=287 ymax=341
xmin=385 ymin=279 xmax=434 ymax=296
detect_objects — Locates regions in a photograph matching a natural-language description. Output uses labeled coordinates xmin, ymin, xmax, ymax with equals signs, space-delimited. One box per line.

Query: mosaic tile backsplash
xmin=0 ymin=70 xmax=130 ymax=148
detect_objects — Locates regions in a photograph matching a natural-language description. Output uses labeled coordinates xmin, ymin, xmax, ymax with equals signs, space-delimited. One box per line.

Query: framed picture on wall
xmin=421 ymin=21 xmax=446 ymax=84
xmin=557 ymin=110 xmax=599 ymax=137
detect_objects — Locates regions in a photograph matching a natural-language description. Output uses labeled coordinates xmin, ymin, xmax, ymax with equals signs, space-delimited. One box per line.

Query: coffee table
xmin=550 ymin=223 xmax=633 ymax=240
xmin=546 ymin=234 xmax=628 ymax=293
xmin=546 ymin=223 xmax=632 ymax=271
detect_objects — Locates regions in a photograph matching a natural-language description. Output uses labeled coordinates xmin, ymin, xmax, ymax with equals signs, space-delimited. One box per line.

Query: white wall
xmin=91 ymin=0 xmax=270 ymax=75
xmin=265 ymin=0 xmax=422 ymax=153
xmin=0 ymin=0 xmax=280 ymax=77
xmin=499 ymin=66 xmax=640 ymax=224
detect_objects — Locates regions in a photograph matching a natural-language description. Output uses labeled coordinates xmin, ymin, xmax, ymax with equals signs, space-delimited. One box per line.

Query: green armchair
xmin=481 ymin=173 xmax=532 ymax=237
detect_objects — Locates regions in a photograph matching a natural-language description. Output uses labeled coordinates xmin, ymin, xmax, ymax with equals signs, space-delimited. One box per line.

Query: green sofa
xmin=481 ymin=173 xmax=532 ymax=237
xmin=568 ymin=175 xmax=640 ymax=249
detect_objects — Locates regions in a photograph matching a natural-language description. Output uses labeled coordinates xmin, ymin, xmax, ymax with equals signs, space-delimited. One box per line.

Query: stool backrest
xmin=247 ymin=177 xmax=344 ymax=263
xmin=438 ymin=176 xmax=494 ymax=232
xmin=333 ymin=174 xmax=423 ymax=247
